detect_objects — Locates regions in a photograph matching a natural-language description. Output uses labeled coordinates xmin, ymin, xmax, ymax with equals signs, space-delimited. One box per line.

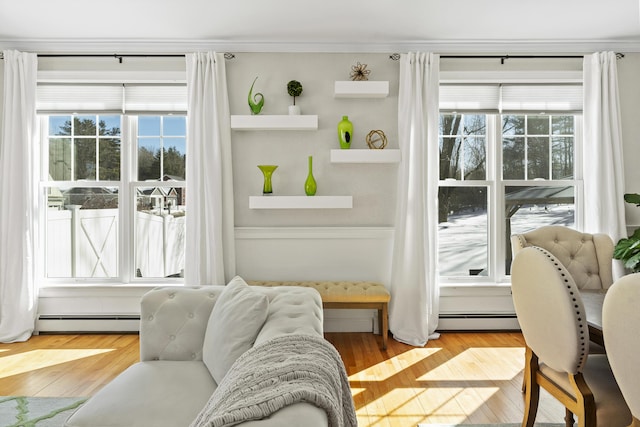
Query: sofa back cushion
xmin=202 ymin=276 xmax=269 ymax=384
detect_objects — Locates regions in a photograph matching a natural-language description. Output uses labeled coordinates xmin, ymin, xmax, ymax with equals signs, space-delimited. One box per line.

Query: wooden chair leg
xmin=522 ymin=347 xmax=540 ymax=427
xmin=564 ymin=409 xmax=574 ymax=427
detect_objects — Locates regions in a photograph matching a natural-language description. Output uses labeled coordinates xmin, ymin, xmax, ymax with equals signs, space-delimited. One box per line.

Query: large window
xmin=438 ymin=112 xmax=579 ymax=282
xmin=43 ymin=114 xmax=187 ymax=283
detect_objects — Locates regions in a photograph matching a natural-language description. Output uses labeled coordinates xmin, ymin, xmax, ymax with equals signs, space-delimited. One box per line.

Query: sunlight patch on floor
xmin=350 ymin=387 xmax=365 ymax=398
xmin=0 ymin=349 xmax=114 ymax=378
xmin=349 ymin=347 xmax=442 ymax=382
xmin=417 ymin=347 xmax=524 ymax=381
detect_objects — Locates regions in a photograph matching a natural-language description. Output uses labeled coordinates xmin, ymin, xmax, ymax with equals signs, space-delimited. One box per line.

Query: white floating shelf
xmin=334 ymin=81 xmax=389 ymax=98
xmin=230 ymin=115 xmax=318 ymax=130
xmin=331 ymin=149 xmax=401 ymax=163
xmin=249 ymin=196 xmax=353 ymax=209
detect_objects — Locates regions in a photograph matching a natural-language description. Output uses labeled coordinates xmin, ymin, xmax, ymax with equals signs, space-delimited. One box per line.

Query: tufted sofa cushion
xmin=511 ymin=225 xmax=614 ymax=290
xmin=140 ymin=286 xmax=221 ymax=362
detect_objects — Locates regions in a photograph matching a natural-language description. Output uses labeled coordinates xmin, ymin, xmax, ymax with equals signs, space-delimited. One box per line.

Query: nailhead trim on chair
xmin=532 ymin=246 xmax=588 ymax=370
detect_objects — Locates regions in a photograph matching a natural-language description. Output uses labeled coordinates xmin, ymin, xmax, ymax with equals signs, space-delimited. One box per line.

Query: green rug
xmin=0 ymin=396 xmax=86 ymax=427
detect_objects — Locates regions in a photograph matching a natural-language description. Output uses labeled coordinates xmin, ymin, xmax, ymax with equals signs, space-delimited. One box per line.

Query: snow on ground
xmin=438 ymin=204 xmax=574 ymax=276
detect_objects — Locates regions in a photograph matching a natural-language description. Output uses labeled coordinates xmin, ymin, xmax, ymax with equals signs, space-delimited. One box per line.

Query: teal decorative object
xmin=248 ymin=77 xmax=264 ymax=115
xmin=258 ymin=165 xmax=277 ymax=194
xmin=338 ymin=115 xmax=353 ymax=149
xmin=305 ymin=156 xmax=317 ymax=196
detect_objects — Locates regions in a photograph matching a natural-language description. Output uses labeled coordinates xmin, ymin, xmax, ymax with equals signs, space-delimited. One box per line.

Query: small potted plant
xmin=287 ymin=80 xmax=303 ymax=115
xmin=613 ymin=193 xmax=640 ymax=272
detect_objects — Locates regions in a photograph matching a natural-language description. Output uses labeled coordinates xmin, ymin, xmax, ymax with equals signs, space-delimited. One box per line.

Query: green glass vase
xmin=258 ymin=165 xmax=278 ymax=194
xmin=305 ymin=156 xmax=317 ymax=196
xmin=338 ymin=115 xmax=353 ymax=149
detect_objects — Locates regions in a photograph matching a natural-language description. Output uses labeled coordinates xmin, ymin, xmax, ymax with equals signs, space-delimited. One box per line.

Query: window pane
xmin=439 ymin=113 xmax=487 ymax=181
xmin=440 ymin=137 xmax=462 ymax=180
xmin=502 ymin=115 xmax=525 ymax=135
xmin=527 ymin=137 xmax=549 ymax=179
xmin=74 ymin=116 xmax=96 ymax=136
xmin=503 ymin=136 xmax=525 ymax=179
xmin=49 ymin=116 xmax=71 ymax=136
xmin=137 ymin=116 xmax=187 ymax=181
xmin=49 ymin=138 xmax=71 ymax=180
xmin=75 ymin=138 xmax=96 ymax=180
xmin=135 ymin=186 xmax=185 ymax=279
xmin=439 ymin=114 xmax=461 ymax=136
xmin=463 ymin=114 xmax=486 ymax=135
xmin=138 ymin=138 xmax=161 ymax=180
xmin=163 ymin=116 xmax=186 ymax=136
xmin=45 ymin=186 xmax=119 ymax=278
xmin=163 ymin=138 xmax=186 ymax=179
xmin=438 ymin=187 xmax=488 ymax=277
xmin=527 ymin=115 xmax=549 ymax=134
xmin=552 ymin=116 xmax=574 ymax=135
xmin=139 ymin=116 xmax=161 ymax=136
xmin=463 ymin=136 xmax=486 ymax=180
xmin=99 ymin=138 xmax=121 ymax=180
xmin=99 ymin=116 xmax=121 ymax=136
xmin=552 ymin=137 xmax=574 ymax=179
xmin=505 ymin=185 xmax=575 ymax=274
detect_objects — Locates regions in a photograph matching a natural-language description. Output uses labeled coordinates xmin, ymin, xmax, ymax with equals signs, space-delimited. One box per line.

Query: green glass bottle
xmin=337 ymin=115 xmax=353 ymax=149
xmin=305 ymin=156 xmax=317 ymax=196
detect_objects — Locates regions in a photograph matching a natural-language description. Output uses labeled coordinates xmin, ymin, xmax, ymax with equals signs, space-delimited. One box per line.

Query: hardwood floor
xmin=0 ymin=331 xmax=564 ymax=426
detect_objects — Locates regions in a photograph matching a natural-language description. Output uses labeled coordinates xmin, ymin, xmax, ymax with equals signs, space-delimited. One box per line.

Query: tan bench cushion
xmin=246 ymin=281 xmax=390 ymax=304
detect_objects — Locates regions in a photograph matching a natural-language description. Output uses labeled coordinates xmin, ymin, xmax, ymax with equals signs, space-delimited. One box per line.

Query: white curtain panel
xmin=583 ymin=52 xmax=627 ymax=276
xmin=0 ymin=50 xmax=38 ymax=342
xmin=185 ymin=52 xmax=236 ymax=285
xmin=389 ymin=52 xmax=440 ymax=347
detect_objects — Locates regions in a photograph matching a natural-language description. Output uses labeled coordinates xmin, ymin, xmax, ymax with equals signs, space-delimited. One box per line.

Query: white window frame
xmin=438 ymin=113 xmax=583 ymax=287
xmin=39 ymin=114 xmax=186 ymax=286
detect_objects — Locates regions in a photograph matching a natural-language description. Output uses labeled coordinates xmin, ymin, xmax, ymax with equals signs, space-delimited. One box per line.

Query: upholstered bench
xmin=247 ymin=280 xmax=390 ymax=349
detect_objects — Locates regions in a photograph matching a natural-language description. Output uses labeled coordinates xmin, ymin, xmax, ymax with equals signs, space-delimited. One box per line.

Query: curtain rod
xmin=0 ymin=52 xmax=236 ymax=62
xmin=387 ymin=53 xmax=625 ymax=64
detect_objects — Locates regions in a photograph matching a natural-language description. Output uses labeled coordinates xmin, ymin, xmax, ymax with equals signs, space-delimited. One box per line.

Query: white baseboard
xmin=36 ymin=316 xmax=140 ymax=334
xmin=437 ymin=315 xmax=520 ymax=331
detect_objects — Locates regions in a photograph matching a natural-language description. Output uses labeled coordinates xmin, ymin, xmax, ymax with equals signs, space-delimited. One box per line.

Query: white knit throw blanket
xmin=189 ymin=334 xmax=357 ymax=427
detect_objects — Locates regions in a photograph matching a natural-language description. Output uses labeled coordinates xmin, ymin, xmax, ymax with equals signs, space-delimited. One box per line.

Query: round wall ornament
xmin=366 ymin=130 xmax=388 ymax=149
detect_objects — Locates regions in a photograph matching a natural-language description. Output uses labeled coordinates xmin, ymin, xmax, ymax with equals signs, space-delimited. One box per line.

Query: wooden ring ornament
xmin=366 ymin=130 xmax=387 ymax=149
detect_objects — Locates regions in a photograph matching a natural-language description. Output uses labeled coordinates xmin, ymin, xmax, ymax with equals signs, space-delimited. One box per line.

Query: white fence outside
xmin=46 ymin=207 xmax=185 ymax=278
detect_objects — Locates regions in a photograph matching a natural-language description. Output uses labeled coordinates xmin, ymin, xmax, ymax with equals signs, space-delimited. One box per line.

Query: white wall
xmin=616 ymin=54 xmax=640 ymax=230
xmin=226 ymin=53 xmax=399 ymax=227
xmin=2 ymin=51 xmax=640 ymax=333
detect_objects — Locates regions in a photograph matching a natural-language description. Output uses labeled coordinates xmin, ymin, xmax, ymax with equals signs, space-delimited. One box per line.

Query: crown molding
xmin=2 ymin=38 xmax=640 ymax=54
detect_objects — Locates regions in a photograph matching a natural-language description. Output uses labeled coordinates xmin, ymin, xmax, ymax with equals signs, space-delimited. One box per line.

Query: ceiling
xmin=1 ymin=0 xmax=640 ymax=53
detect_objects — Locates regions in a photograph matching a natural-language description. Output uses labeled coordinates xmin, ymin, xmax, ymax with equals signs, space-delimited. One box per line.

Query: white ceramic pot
xmin=288 ymin=105 xmax=301 ymax=115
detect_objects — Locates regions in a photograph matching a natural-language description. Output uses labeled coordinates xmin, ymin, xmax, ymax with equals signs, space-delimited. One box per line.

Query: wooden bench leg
xmin=380 ymin=303 xmax=388 ymax=350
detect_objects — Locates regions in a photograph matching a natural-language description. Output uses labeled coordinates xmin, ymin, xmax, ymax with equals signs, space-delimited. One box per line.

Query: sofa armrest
xmin=139 ymin=286 xmax=223 ymax=361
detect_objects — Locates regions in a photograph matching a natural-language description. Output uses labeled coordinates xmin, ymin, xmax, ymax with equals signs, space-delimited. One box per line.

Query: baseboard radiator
xmin=36 ymin=315 xmax=141 ymax=334
xmin=437 ymin=313 xmax=520 ymax=331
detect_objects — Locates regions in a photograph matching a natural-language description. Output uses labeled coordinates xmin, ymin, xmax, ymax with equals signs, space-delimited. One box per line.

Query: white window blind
xmin=37 ymin=83 xmax=187 ymax=114
xmin=440 ymin=83 xmax=583 ymax=113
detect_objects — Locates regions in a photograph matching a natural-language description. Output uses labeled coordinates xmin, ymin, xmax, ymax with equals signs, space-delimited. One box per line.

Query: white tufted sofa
xmin=64 ymin=285 xmax=329 ymax=427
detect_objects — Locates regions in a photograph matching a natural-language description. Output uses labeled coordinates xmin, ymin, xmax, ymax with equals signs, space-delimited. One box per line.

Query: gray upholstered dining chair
xmin=511 ymin=246 xmax=631 ymax=427
xmin=511 ymin=225 xmax=614 ymax=291
xmin=603 ymin=273 xmax=640 ymax=427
